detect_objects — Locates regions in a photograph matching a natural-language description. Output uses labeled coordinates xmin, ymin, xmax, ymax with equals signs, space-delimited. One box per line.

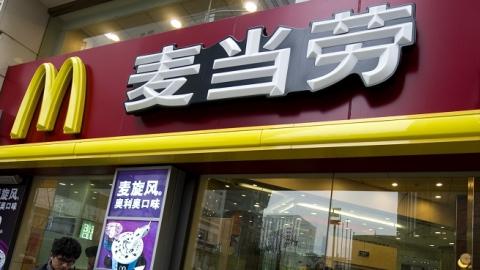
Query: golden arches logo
xmin=10 ymin=57 xmax=86 ymax=139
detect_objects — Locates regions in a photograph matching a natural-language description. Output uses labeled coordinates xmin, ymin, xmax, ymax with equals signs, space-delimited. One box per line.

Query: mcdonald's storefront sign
xmin=9 ymin=57 xmax=86 ymax=140
xmin=0 ymin=3 xmax=479 ymax=270
xmin=0 ymin=0 xmax=478 ymax=151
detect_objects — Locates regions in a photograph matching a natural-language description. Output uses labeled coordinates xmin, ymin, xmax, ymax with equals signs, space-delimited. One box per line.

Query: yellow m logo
xmin=10 ymin=57 xmax=86 ymax=139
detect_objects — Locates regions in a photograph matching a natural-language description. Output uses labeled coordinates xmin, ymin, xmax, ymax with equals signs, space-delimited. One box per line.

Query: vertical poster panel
xmin=96 ymin=167 xmax=170 ymax=270
xmin=0 ymin=183 xmax=27 ymax=270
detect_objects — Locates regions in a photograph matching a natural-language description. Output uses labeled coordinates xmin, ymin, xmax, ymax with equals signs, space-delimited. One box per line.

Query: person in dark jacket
xmin=85 ymin=246 xmax=98 ymax=270
xmin=36 ymin=237 xmax=82 ymax=270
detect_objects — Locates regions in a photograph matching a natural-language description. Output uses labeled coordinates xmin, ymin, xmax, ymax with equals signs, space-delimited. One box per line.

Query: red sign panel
xmin=0 ymin=0 xmax=479 ymax=145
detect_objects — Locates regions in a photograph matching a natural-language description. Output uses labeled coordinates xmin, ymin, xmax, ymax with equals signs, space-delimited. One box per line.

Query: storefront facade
xmin=0 ymin=0 xmax=479 ymax=269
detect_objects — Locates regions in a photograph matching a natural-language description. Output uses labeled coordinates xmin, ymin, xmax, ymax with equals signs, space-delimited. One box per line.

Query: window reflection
xmin=328 ymin=175 xmax=466 ymax=270
xmin=186 ymin=174 xmax=469 ymax=270
xmin=188 ymin=176 xmax=332 ymax=270
xmin=10 ymin=176 xmax=112 ymax=270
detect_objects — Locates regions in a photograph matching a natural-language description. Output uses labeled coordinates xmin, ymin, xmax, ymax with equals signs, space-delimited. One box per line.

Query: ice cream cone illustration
xmin=111 ymin=222 xmax=150 ymax=270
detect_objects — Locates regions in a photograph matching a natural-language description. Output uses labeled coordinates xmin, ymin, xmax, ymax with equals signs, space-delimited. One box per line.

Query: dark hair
xmin=85 ymin=246 xmax=98 ymax=257
xmin=51 ymin=237 xmax=82 ymax=259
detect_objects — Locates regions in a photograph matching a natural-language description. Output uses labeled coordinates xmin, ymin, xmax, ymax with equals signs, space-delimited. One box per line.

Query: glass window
xmin=184 ymin=175 xmax=333 ymax=270
xmin=9 ymin=175 xmax=112 ymax=270
xmin=39 ymin=0 xmax=296 ymax=57
xmin=328 ymin=174 xmax=469 ymax=270
xmin=185 ymin=173 xmax=472 ymax=270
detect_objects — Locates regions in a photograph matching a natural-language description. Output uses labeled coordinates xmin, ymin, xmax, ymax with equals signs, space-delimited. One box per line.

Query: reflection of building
xmin=260 ymin=215 xmax=316 ymax=255
xmin=259 ymin=215 xmax=317 ymax=269
xmin=195 ymin=182 xmax=273 ymax=270
xmin=202 ymin=189 xmax=227 ymax=218
xmin=195 ymin=216 xmax=235 ymax=269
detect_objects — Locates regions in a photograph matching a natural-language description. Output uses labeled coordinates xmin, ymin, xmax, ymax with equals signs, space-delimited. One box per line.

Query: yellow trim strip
xmin=1 ymin=110 xmax=479 ymax=168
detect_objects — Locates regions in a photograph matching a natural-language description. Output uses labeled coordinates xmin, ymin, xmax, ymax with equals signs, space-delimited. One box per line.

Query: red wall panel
xmin=0 ymin=0 xmax=479 ymax=145
xmin=349 ymin=0 xmax=480 ymax=119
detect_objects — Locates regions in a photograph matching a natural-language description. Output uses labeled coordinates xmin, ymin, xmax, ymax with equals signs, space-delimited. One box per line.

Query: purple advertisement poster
xmin=97 ymin=220 xmax=159 ymax=270
xmin=0 ymin=184 xmax=27 ymax=270
xmin=0 ymin=240 xmax=7 ymax=270
xmin=97 ymin=167 xmax=170 ymax=270
xmin=108 ymin=169 xmax=168 ymax=218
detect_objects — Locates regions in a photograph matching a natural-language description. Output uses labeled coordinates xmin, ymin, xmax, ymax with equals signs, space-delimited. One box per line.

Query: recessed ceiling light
xmin=429 ymin=244 xmax=435 ymax=247
xmin=449 ymin=242 xmax=454 ymax=245
xmin=225 ymin=185 xmax=230 ymax=188
xmin=59 ymin=182 xmax=66 ymax=186
xmin=104 ymin=33 xmax=120 ymax=42
xmin=391 ymin=182 xmax=398 ymax=187
xmin=435 ymin=195 xmax=442 ymax=199
xmin=414 ymin=234 xmax=420 ymax=237
xmin=170 ymin=18 xmax=182 ymax=29
xmin=244 ymin=1 xmax=258 ymax=12
xmin=436 ymin=182 xmax=443 ymax=187
xmin=435 ymin=231 xmax=441 ymax=234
